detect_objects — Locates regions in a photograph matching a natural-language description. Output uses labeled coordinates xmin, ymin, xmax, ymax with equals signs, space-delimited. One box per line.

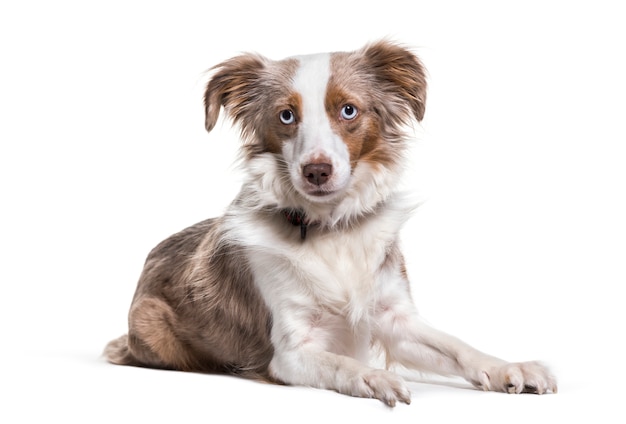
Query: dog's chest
xmin=300 ymin=234 xmax=387 ymax=322
xmin=300 ymin=230 xmax=385 ymax=292
xmin=244 ymin=216 xmax=399 ymax=322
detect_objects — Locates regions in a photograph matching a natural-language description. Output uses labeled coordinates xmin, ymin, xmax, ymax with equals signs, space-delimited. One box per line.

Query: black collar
xmin=282 ymin=209 xmax=308 ymax=240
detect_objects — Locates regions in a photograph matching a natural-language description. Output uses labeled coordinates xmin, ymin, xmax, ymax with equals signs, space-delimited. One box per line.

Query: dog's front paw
xmin=475 ymin=361 xmax=557 ymax=394
xmin=350 ymin=369 xmax=411 ymax=407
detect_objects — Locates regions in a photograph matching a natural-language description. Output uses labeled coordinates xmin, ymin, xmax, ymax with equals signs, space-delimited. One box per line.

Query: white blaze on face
xmin=283 ymin=53 xmax=352 ymax=202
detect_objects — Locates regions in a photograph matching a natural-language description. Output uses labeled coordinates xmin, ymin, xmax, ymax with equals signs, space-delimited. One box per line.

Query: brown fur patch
xmin=262 ymin=91 xmax=302 ymax=154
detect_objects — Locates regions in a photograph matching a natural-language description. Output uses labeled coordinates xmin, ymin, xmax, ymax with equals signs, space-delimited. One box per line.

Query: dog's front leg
xmin=374 ymin=294 xmax=557 ymax=394
xmin=267 ymin=310 xmax=412 ymax=406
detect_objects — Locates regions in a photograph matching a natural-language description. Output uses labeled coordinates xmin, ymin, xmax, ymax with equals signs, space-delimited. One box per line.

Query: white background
xmin=1 ymin=1 xmax=624 ymax=422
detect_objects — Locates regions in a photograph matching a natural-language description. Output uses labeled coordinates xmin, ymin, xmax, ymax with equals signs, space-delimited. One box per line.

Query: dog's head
xmin=204 ymin=40 xmax=426 ymax=212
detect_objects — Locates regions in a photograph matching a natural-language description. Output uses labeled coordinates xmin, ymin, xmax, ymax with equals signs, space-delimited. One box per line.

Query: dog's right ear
xmin=204 ymin=54 xmax=267 ymax=132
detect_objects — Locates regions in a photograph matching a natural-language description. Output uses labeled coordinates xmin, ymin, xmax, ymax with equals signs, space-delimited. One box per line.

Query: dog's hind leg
xmin=105 ymin=296 xmax=196 ymax=371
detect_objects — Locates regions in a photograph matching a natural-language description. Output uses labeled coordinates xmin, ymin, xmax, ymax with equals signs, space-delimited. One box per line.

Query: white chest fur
xmin=230 ymin=196 xmax=411 ymax=326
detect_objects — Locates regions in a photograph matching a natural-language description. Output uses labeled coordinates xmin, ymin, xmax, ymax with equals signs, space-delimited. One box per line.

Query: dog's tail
xmin=103 ymin=334 xmax=140 ymax=366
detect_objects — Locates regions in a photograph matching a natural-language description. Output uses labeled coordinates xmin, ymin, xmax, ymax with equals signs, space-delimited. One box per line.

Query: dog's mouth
xmin=308 ymin=189 xmax=335 ymax=197
xmin=301 ymin=182 xmax=347 ymax=201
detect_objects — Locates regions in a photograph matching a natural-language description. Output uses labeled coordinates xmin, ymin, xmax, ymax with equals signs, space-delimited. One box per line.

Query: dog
xmin=104 ymin=40 xmax=557 ymax=406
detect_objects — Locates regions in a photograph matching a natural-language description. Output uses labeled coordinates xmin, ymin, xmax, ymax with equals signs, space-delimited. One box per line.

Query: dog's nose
xmin=303 ymin=163 xmax=333 ymax=186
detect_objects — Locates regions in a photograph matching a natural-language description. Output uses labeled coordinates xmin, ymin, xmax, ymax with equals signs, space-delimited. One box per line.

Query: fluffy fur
xmin=104 ymin=40 xmax=556 ymax=406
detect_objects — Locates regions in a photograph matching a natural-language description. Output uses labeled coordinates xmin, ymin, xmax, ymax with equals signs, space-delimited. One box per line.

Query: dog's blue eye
xmin=341 ymin=104 xmax=358 ymax=120
xmin=279 ymin=109 xmax=295 ymax=125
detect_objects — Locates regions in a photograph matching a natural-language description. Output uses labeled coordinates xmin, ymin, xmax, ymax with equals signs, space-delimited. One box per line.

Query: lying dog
xmin=104 ymin=40 xmax=557 ymax=406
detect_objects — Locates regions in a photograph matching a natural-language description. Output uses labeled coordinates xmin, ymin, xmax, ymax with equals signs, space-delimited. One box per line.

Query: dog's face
xmin=204 ymin=41 xmax=427 ymax=204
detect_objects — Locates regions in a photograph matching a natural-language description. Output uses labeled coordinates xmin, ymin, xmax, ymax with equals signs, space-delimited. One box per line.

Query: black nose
xmin=302 ymin=163 xmax=333 ymax=186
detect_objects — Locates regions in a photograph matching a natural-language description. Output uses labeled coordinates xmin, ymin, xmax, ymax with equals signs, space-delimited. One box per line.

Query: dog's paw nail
xmin=506 ymin=383 xmax=517 ymax=394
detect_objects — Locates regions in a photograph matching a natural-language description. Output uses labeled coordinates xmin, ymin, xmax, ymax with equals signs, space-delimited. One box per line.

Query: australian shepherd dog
xmin=105 ymin=40 xmax=556 ymax=406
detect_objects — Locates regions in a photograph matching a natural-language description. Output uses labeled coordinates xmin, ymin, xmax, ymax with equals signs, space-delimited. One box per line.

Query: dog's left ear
xmin=362 ymin=40 xmax=427 ymax=122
